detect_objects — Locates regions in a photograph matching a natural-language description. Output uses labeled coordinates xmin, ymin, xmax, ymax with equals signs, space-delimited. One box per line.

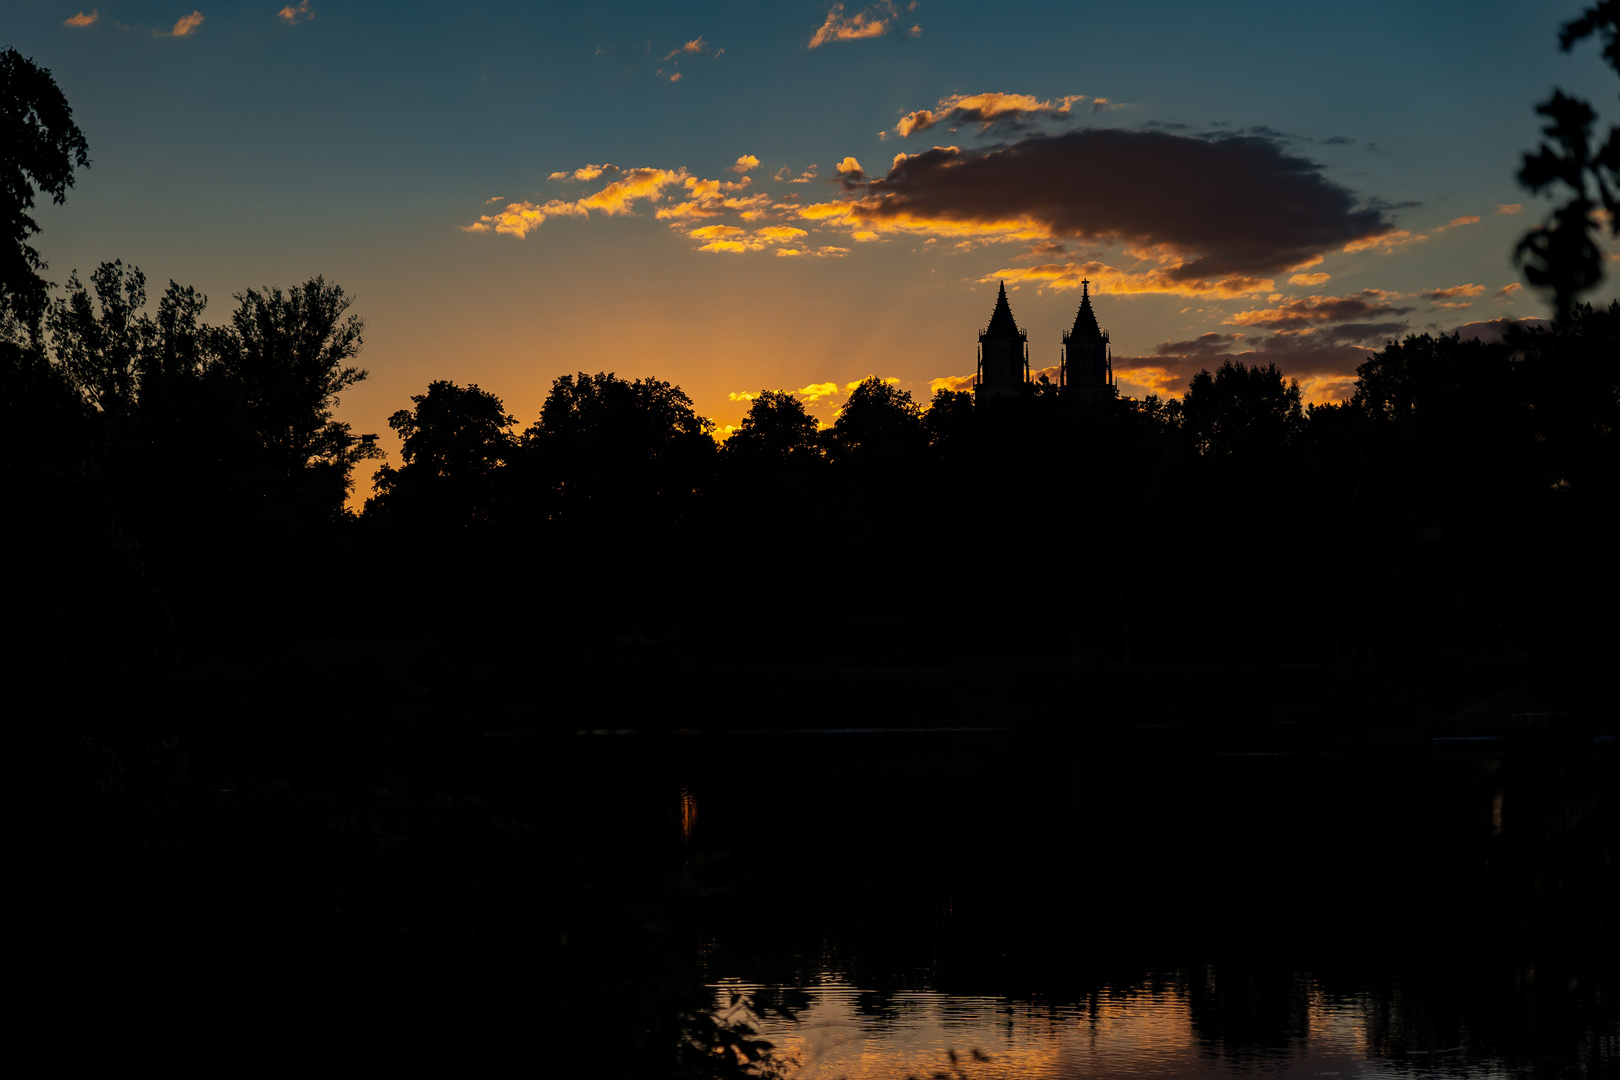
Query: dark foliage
xmin=0 ymin=47 xmax=89 ymax=326
xmin=1516 ymin=2 xmax=1620 ymax=319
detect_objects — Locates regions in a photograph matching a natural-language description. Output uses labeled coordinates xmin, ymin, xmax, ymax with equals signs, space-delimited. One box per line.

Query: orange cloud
xmin=689 ymin=225 xmax=745 ymax=241
xmin=928 ymin=373 xmax=977 ymax=394
xmin=463 ymin=167 xmax=690 ymax=237
xmin=663 ymin=36 xmax=710 ymax=60
xmin=892 ymin=92 xmax=1086 ymax=138
xmin=729 ymin=155 xmax=760 ymax=174
xmin=669 ymin=72 xmax=682 ymax=82
xmin=1436 ymin=215 xmax=1481 ymax=231
xmin=1288 ymin=272 xmax=1332 ymax=286
xmin=1423 ymin=283 xmax=1486 ymax=300
xmin=809 ymin=2 xmax=900 ymax=47
xmin=64 ymin=10 xmax=99 ymax=26
xmin=1496 ymin=282 xmax=1522 ymax=298
xmin=278 ymin=0 xmax=313 ymax=24
xmin=986 ymin=261 xmax=1274 ymax=299
xmin=836 ymin=156 xmax=864 ymax=177
xmin=549 ymin=164 xmax=619 ymax=181
xmin=168 ymin=10 xmax=205 ymax=36
xmin=1343 ymin=229 xmax=1427 ymax=253
xmin=1226 ymin=290 xmax=1412 ymax=329
xmin=690 ymin=224 xmax=807 ymax=253
xmin=1495 ymin=203 xmax=1524 ymax=215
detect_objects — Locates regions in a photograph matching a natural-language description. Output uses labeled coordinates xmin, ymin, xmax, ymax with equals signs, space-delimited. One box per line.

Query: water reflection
xmin=558 ymin=726 xmax=1613 ymax=1077
xmin=714 ymin=974 xmax=1541 ymax=1079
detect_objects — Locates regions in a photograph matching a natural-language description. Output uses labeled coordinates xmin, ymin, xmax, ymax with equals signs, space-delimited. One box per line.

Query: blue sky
xmin=7 ymin=0 xmax=1617 ymax=466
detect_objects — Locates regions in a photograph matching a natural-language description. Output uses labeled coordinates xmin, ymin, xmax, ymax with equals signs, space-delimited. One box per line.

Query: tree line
xmin=4 ymin=40 xmax=1617 ymax=671
xmin=8 ymin=253 xmax=1616 ymax=665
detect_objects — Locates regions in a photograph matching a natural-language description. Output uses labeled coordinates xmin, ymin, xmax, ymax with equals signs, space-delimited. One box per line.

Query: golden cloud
xmin=1343 ymin=229 xmax=1427 ymax=253
xmin=169 ymin=10 xmax=205 ymax=36
xmin=689 ymin=225 xmax=745 ymax=240
xmin=729 ymin=155 xmax=760 ymax=174
xmin=1423 ymin=283 xmax=1486 ymax=299
xmin=664 ymin=36 xmax=710 ymax=60
xmin=1226 ymin=290 xmax=1412 ymax=329
xmin=278 ymin=0 xmax=313 ymax=25
xmin=1496 ymin=282 xmax=1522 ymax=298
xmin=64 ymin=10 xmax=99 ymax=26
xmin=1289 ymin=272 xmax=1332 ymax=286
xmin=892 ymin=92 xmax=1086 ymax=138
xmin=986 ymin=261 xmax=1274 ymax=299
xmin=1495 ymin=204 xmax=1524 ymax=215
xmin=549 ymin=164 xmax=618 ymax=181
xmin=794 ymin=382 xmax=841 ymax=402
xmin=463 ymin=167 xmax=689 ymax=237
xmin=1113 ymin=364 xmax=1182 ymax=398
xmin=809 ymin=2 xmax=900 ymax=47
xmin=1436 ymin=215 xmax=1481 ymax=232
xmin=928 ymin=373 xmax=977 ymax=394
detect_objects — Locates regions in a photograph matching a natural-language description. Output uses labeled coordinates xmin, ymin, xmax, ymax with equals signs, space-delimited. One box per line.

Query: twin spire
xmin=983 ymin=279 xmax=1103 ymax=342
xmin=976 ymin=279 xmax=1111 ymax=398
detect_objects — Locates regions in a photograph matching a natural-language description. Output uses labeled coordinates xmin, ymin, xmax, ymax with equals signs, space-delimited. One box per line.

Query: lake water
xmin=714 ymin=975 xmax=1509 ymax=1079
xmin=563 ymin=724 xmax=1617 ymax=1079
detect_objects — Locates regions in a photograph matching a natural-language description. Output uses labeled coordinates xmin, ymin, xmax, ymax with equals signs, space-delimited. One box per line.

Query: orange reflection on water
xmin=717 ymin=975 xmax=1380 ymax=1080
xmin=680 ymin=787 xmax=698 ymax=842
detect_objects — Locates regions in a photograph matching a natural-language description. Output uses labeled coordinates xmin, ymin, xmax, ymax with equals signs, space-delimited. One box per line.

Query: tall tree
xmin=47 ymin=260 xmax=155 ymax=417
xmin=0 ymin=49 xmax=90 ymax=328
xmin=1182 ymin=360 xmax=1304 ymax=461
xmin=369 ymin=380 xmax=516 ymax=529
xmin=1516 ymin=1 xmax=1619 ymax=320
xmin=722 ymin=389 xmax=822 ymax=465
xmin=221 ymin=277 xmax=378 ymax=514
xmin=827 ymin=376 xmax=925 ymax=465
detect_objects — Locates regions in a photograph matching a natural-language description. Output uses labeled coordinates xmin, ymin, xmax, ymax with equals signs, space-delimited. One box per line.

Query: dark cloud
xmin=1122 ymin=321 xmax=1407 ymax=393
xmin=1323 ymin=135 xmax=1354 ymax=146
xmin=1328 ymin=321 xmax=1411 ymax=343
xmin=1449 ymin=317 xmax=1552 ymax=344
xmin=1153 ymin=332 xmax=1246 ymax=357
xmin=1228 ymin=291 xmax=1414 ymax=330
xmin=857 ymin=130 xmax=1391 ymax=282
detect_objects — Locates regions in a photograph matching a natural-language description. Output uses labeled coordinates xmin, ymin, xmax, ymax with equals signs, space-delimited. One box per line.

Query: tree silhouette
xmin=47 ymin=260 xmax=154 ymax=417
xmin=369 ymin=380 xmax=516 ymax=529
xmin=829 ymin=376 xmax=925 ymax=465
xmin=923 ymin=388 xmax=975 ymax=448
xmin=0 ymin=48 xmax=89 ymax=329
xmin=1182 ymin=360 xmax=1304 ymax=461
xmin=1516 ymin=1 xmax=1619 ymax=320
xmin=722 ymin=389 xmax=822 ymax=465
xmin=220 ymin=277 xmax=379 ymax=515
xmin=523 ymin=370 xmax=715 ymax=516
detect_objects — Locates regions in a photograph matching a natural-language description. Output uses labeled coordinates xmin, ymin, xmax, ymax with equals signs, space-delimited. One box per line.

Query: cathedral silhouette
xmin=975 ymin=279 xmax=1114 ymax=399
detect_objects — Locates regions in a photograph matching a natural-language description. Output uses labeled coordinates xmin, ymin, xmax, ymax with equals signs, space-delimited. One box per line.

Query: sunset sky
xmin=8 ymin=0 xmax=1619 ymax=483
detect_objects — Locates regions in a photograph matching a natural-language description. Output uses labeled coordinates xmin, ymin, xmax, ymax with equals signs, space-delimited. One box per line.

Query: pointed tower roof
xmin=983 ymin=281 xmax=1023 ymax=339
xmin=1068 ymin=279 xmax=1102 ymax=339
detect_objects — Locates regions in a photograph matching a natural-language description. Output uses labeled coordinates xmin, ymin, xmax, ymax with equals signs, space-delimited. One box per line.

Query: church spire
xmin=984 ymin=280 xmax=1022 ymax=338
xmin=1068 ymin=278 xmax=1102 ymax=340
